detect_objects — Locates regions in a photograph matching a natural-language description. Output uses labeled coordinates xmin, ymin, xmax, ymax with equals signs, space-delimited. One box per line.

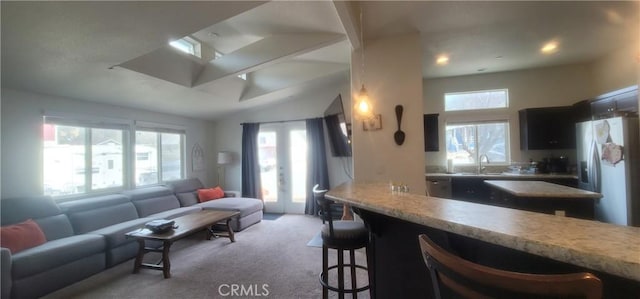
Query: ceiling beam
xmin=239 ymin=69 xmax=349 ymax=105
xmin=119 ymin=47 xmax=203 ymax=87
xmin=193 ymin=33 xmax=346 ymax=86
xmin=332 ymin=1 xmax=361 ymax=50
xmin=238 ymin=61 xmax=349 ymax=102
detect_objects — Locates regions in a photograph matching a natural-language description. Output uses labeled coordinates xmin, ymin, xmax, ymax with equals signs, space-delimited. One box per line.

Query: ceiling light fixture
xmin=354 ymin=7 xmax=374 ymax=120
xmin=436 ymin=54 xmax=449 ymax=65
xmin=541 ymin=41 xmax=559 ymax=54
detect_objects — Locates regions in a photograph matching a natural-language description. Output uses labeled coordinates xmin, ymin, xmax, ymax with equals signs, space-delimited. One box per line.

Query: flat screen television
xmin=324 ymin=94 xmax=352 ymax=157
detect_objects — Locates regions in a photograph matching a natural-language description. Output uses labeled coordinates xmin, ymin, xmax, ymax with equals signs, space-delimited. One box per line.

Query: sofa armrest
xmin=1 ymin=247 xmax=12 ymax=299
xmin=224 ymin=191 xmax=241 ymax=198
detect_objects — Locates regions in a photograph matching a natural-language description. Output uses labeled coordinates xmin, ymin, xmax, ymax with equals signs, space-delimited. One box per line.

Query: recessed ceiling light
xmin=541 ymin=41 xmax=559 ymax=54
xmin=208 ymin=32 xmax=219 ymax=38
xmin=436 ymin=54 xmax=449 ymax=65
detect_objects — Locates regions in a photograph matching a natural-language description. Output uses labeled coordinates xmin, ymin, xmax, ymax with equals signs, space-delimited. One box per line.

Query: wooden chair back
xmin=418 ymin=234 xmax=602 ymax=299
xmin=313 ymin=184 xmax=335 ymax=236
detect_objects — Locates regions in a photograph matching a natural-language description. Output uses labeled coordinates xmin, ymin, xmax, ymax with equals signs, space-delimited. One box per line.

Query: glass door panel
xmin=258 ymin=123 xmax=306 ymax=214
xmin=289 ymin=129 xmax=307 ymax=209
xmin=258 ymin=130 xmax=279 ymax=209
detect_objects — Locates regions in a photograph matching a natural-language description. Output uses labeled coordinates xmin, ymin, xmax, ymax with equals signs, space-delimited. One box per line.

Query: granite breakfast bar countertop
xmin=326 ymin=181 xmax=640 ymax=282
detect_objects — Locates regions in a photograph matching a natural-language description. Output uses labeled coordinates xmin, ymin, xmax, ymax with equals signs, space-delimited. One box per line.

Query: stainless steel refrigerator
xmin=576 ymin=117 xmax=640 ymax=226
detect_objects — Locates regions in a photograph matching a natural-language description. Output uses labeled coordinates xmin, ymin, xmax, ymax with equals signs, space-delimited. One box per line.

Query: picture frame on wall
xmin=191 ymin=143 xmax=205 ymax=172
xmin=363 ymin=114 xmax=382 ymax=131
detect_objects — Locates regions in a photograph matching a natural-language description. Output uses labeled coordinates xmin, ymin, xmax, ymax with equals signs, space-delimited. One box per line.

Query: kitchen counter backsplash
xmin=426 ymin=163 xmax=576 ymax=175
xmin=426 ymin=164 xmax=509 ymax=174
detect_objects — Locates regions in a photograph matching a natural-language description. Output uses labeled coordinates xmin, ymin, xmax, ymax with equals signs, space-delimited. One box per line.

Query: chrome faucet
xmin=478 ymin=154 xmax=490 ymax=174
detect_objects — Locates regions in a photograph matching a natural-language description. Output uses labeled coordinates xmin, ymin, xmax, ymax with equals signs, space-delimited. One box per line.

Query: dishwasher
xmin=426 ymin=178 xmax=452 ymax=199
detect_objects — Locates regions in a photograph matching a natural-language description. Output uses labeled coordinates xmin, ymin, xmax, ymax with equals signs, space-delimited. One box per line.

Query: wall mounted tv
xmin=324 ymin=94 xmax=352 ymax=157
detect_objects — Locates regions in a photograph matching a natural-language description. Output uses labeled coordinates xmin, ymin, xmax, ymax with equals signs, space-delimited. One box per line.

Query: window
xmin=445 ymin=89 xmax=508 ymax=111
xmin=169 ymin=36 xmax=201 ymax=58
xmin=43 ymin=124 xmax=125 ymax=196
xmin=135 ymin=131 xmax=184 ymax=186
xmin=43 ymin=117 xmax=186 ymax=198
xmin=446 ymin=121 xmax=509 ymax=165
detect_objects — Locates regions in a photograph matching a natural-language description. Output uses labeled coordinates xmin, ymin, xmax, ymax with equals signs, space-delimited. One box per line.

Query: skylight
xmin=169 ymin=36 xmax=201 ymax=58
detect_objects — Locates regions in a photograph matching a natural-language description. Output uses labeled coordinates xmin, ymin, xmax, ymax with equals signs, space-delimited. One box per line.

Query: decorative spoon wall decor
xmin=394 ymin=105 xmax=405 ymax=145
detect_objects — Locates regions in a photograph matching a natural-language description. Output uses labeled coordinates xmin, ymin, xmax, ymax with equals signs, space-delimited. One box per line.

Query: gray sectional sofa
xmin=0 ymin=178 xmax=263 ymax=299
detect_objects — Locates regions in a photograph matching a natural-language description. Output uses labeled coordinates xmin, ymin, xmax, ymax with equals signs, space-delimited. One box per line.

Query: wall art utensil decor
xmin=394 ymin=105 xmax=405 ymax=145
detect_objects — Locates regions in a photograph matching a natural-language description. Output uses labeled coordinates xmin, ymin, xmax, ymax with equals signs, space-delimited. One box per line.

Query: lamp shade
xmin=217 ymin=151 xmax=233 ymax=165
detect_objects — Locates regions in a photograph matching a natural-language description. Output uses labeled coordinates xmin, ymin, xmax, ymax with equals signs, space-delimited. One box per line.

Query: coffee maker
xmin=547 ymin=156 xmax=569 ymax=173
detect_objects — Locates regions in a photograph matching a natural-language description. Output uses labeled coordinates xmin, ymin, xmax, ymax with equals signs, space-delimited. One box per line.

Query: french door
xmin=258 ymin=122 xmax=307 ymax=214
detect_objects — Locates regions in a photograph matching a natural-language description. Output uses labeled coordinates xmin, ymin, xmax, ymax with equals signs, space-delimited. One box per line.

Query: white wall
xmin=424 ymin=63 xmax=593 ymax=168
xmin=590 ymin=43 xmax=640 ymax=95
xmin=351 ymin=33 xmax=426 ymax=194
xmin=213 ymin=83 xmax=353 ymax=192
xmin=1 ymin=88 xmax=217 ymax=199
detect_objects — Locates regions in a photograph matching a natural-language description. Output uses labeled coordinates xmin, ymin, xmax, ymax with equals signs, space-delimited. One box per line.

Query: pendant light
xmin=354 ymin=7 xmax=374 ymax=120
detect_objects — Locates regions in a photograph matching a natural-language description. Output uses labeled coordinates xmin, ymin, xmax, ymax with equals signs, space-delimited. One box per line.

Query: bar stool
xmin=418 ymin=234 xmax=602 ymax=299
xmin=313 ymin=185 xmax=370 ymax=299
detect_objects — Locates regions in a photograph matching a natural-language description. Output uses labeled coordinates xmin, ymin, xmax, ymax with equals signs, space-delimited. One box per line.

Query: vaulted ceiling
xmin=2 ymin=1 xmax=638 ymax=121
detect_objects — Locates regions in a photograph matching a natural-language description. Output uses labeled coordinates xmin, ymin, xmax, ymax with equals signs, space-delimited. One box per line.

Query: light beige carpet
xmin=43 ymin=214 xmax=370 ymax=299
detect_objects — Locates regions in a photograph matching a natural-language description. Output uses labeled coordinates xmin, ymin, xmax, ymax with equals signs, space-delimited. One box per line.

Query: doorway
xmin=258 ymin=122 xmax=307 ymax=214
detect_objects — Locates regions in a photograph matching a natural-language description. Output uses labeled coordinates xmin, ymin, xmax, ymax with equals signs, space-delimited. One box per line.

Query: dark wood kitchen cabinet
xmin=519 ymin=106 xmax=576 ymax=150
xmin=451 ymin=177 xmax=491 ymax=203
xmin=590 ymin=86 xmax=638 ymax=119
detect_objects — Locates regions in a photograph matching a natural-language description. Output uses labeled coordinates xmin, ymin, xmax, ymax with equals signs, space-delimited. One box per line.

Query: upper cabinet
xmin=519 ymin=106 xmax=576 ymax=150
xmin=590 ymin=86 xmax=638 ymax=119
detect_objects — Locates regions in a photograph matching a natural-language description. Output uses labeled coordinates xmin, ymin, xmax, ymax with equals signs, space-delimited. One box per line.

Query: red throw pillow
xmin=0 ymin=219 xmax=47 ymax=254
xmin=197 ymin=187 xmax=225 ymax=202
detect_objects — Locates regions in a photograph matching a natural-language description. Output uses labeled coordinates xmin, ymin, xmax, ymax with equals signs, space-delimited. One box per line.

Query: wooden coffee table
xmin=125 ymin=210 xmax=240 ymax=278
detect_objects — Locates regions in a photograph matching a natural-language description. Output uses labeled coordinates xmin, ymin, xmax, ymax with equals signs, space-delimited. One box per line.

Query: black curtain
xmin=305 ymin=118 xmax=330 ymax=216
xmin=241 ymin=123 xmax=262 ymax=199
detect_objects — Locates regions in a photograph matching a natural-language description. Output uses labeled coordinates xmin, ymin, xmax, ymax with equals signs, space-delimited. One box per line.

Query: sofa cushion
xmin=124 ymin=186 xmax=181 ymax=217
xmin=59 ymin=194 xmax=139 ymax=234
xmin=1 ymin=248 xmax=11 ymax=299
xmin=197 ymin=197 xmax=264 ymax=217
xmin=11 ymin=234 xmax=105 ymax=279
xmin=198 ymin=187 xmax=225 ymax=202
xmin=0 ymin=219 xmax=46 ymax=254
xmin=33 ymin=214 xmax=75 ymax=240
xmin=89 ymin=218 xmax=152 ymax=249
xmin=0 ymin=196 xmax=62 ymax=226
xmin=166 ymin=178 xmax=204 ymax=194
xmin=176 ymin=192 xmax=199 ymax=207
